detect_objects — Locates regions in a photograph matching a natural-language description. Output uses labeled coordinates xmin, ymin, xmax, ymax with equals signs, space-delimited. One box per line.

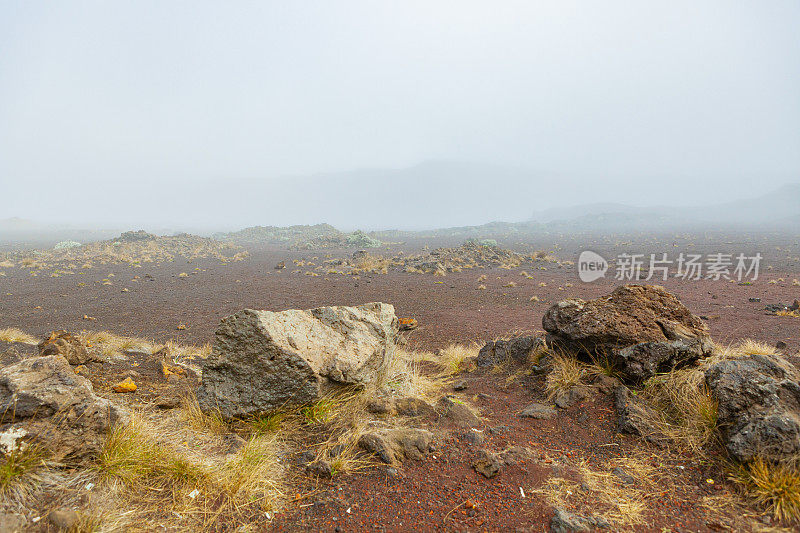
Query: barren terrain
xmin=1 ymin=231 xmax=800 ymax=532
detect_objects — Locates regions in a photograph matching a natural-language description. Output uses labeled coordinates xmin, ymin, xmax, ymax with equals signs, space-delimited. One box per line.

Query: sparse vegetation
xmin=0 ymin=327 xmax=39 ymax=345
xmin=640 ymin=368 xmax=719 ymax=452
xmin=8 ymin=231 xmax=248 ymax=268
xmin=544 ymin=353 xmax=584 ymax=399
xmin=534 ymin=455 xmax=657 ymax=529
xmin=0 ymin=445 xmax=47 ymax=500
xmin=733 ymin=458 xmax=800 ymax=523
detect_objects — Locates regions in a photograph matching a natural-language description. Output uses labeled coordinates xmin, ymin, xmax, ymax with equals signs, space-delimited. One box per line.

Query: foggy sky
xmin=1 ymin=1 xmax=799 ymax=230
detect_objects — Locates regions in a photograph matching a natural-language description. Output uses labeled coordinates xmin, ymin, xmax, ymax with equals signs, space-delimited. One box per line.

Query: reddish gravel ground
xmin=2 ymin=244 xmax=799 ymax=354
xmin=270 ymin=365 xmax=744 ymax=532
xmin=1 ymin=233 xmax=799 ymax=531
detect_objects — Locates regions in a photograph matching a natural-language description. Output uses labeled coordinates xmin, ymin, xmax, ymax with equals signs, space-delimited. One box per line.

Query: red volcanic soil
xmin=270 ymin=364 xmax=744 ymax=532
xmin=1 ymin=235 xmax=799 ymax=531
xmin=2 ymin=245 xmax=799 ymax=354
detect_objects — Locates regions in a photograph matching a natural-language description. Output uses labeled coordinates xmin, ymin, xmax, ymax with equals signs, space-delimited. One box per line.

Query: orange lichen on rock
xmin=112 ymin=377 xmax=137 ymax=393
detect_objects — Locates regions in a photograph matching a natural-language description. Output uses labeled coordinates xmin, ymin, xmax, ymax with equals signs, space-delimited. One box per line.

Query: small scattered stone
xmin=366 ymin=399 xmax=392 ymax=415
xmin=0 ymin=512 xmax=25 ymax=533
xmin=591 ymin=374 xmax=621 ymax=394
xmin=437 ymin=396 xmax=481 ymax=427
xmin=48 ymin=509 xmax=79 ymax=531
xmin=550 ymin=508 xmax=597 ymax=533
xmin=775 ymin=341 xmax=787 ymax=350
xmin=358 ymin=433 xmax=394 ymax=463
xmin=112 ymin=377 xmax=137 ymax=393
xmin=394 ymin=397 xmax=436 ymax=418
xmin=473 ymin=449 xmax=502 ymax=478
xmin=612 ymin=467 xmax=635 ymax=485
xmin=307 ymin=460 xmax=333 ymax=479
xmin=554 ymin=385 xmax=589 ymax=409
xmin=38 ymin=330 xmax=90 ymax=365
xmin=453 ymin=379 xmax=468 ymax=391
xmin=461 ymin=430 xmax=484 ymax=445
xmin=519 ymin=402 xmax=556 ymax=419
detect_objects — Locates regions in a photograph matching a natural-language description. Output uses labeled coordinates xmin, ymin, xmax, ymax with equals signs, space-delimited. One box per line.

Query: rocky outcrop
xmin=705 ymin=353 xmax=800 ymax=463
xmin=197 ymin=303 xmax=398 ymax=418
xmin=543 ymin=285 xmax=713 ymax=381
xmin=476 ymin=336 xmax=544 ymax=367
xmin=38 ymin=330 xmax=90 ymax=365
xmin=0 ymin=355 xmax=127 ymax=460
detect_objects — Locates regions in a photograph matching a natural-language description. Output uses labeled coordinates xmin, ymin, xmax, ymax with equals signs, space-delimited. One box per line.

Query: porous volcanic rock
xmin=705 ymin=353 xmax=800 ymax=463
xmin=38 ymin=330 xmax=90 ymax=365
xmin=0 ymin=355 xmax=127 ymax=460
xmin=543 ymin=284 xmax=713 ymax=381
xmin=197 ymin=302 xmax=398 ymax=417
xmin=476 ymin=335 xmax=544 ymax=367
xmin=358 ymin=428 xmax=434 ymax=464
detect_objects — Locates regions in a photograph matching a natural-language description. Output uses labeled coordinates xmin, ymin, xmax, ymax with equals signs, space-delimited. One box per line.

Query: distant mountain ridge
xmin=530 ymin=183 xmax=800 ymax=228
xmin=3 ymin=181 xmax=798 ymax=248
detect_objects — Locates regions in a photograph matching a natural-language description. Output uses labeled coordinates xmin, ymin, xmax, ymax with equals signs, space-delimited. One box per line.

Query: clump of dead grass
xmin=182 ymin=393 xmax=229 ymax=436
xmin=534 ymin=455 xmax=658 ymax=528
xmin=0 ymin=327 xmax=39 ymax=345
xmin=95 ymin=410 xmax=287 ymax=528
xmin=0 ymin=444 xmax=48 ymax=501
xmin=98 ymin=414 xmax=204 ymax=487
xmin=544 ymin=353 xmax=584 ymax=399
xmin=427 ymin=343 xmax=480 ymax=376
xmin=79 ymin=331 xmax=155 ymax=357
xmin=215 ymin=433 xmax=285 ymax=510
xmin=351 ymin=253 xmax=391 ymax=274
xmin=733 ymin=458 xmax=800 ymax=523
xmin=639 ymin=367 xmax=719 ymax=453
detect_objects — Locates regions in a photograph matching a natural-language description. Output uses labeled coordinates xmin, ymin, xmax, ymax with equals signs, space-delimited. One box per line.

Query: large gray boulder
xmin=705 ymin=353 xmax=800 ymax=463
xmin=543 ymin=284 xmax=713 ymax=381
xmin=0 ymin=355 xmax=127 ymax=460
xmin=198 ymin=302 xmax=398 ymax=417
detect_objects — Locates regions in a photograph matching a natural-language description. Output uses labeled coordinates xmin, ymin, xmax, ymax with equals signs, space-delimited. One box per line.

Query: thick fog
xmin=1 ymin=1 xmax=799 ymax=231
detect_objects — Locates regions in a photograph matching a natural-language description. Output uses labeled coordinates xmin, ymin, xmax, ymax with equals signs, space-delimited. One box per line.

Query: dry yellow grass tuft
xmin=722 ymin=338 xmax=780 ymax=358
xmin=94 ymin=410 xmax=288 ymax=529
xmin=0 ymin=444 xmax=48 ymax=501
xmin=733 ymin=458 xmax=800 ymax=523
xmin=534 ymin=455 xmax=658 ymax=528
xmin=423 ymin=343 xmax=479 ymax=377
xmin=544 ymin=353 xmax=584 ymax=399
xmin=352 ymin=253 xmax=391 ymax=274
xmin=182 ymin=393 xmax=229 ymax=435
xmin=0 ymin=327 xmax=39 ymax=345
xmin=382 ymin=347 xmax=452 ymax=399
xmin=78 ymin=331 xmax=155 ymax=357
xmin=640 ymin=367 xmax=718 ymax=453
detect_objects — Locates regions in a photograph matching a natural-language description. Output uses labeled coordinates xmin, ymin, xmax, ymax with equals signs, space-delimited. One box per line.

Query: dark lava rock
xmin=705 ymin=353 xmax=800 ymax=463
xmin=473 ymin=449 xmax=502 ymax=478
xmin=519 ymin=402 xmax=557 ymax=419
xmin=477 ymin=336 xmax=545 ymax=367
xmin=543 ymin=284 xmax=713 ymax=382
